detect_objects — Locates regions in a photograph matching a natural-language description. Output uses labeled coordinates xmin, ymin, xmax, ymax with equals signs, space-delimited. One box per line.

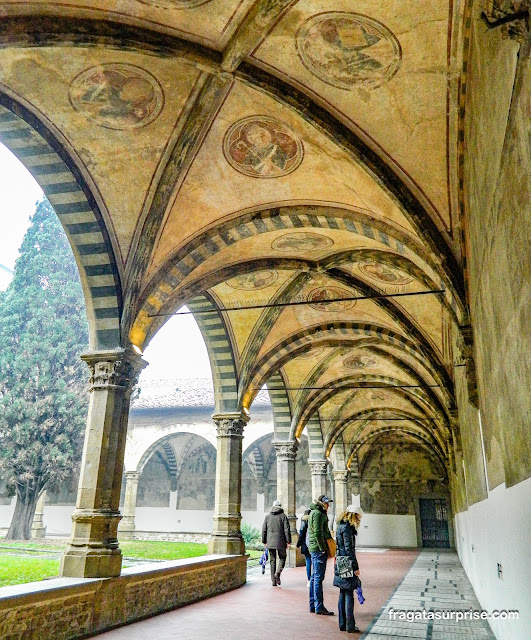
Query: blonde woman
xmin=333 ymin=505 xmax=363 ymax=633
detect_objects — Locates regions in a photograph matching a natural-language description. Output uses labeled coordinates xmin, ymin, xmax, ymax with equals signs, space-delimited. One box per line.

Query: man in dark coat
xmin=262 ymin=500 xmax=292 ymax=586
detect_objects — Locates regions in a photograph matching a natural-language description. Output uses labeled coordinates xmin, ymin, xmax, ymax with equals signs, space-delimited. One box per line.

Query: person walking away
xmin=296 ymin=508 xmax=312 ymax=587
xmin=308 ymin=494 xmax=334 ymax=615
xmin=333 ymin=505 xmax=363 ymax=633
xmin=262 ymin=500 xmax=292 ymax=586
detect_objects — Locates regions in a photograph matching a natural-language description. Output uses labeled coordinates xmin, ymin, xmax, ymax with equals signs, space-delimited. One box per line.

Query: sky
xmin=0 ymin=143 xmax=212 ymax=380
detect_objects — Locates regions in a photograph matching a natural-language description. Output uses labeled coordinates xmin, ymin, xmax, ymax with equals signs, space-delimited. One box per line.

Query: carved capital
xmin=125 ymin=471 xmax=141 ymax=484
xmin=81 ymin=348 xmax=147 ymax=392
xmin=333 ymin=469 xmax=349 ymax=483
xmin=308 ymin=459 xmax=328 ymax=475
xmin=212 ymin=412 xmax=248 ymax=437
xmin=272 ymin=440 xmax=298 ymax=461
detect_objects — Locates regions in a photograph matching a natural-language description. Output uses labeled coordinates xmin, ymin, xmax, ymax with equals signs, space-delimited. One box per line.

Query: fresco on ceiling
xmin=359 ymin=260 xmax=413 ymax=286
xmin=296 ymin=347 xmax=325 ymax=359
xmin=271 ymin=231 xmax=333 ymax=252
xmin=136 ymin=0 xmax=212 ymax=8
xmin=296 ymin=12 xmax=401 ymax=90
xmin=327 ymin=391 xmax=355 ymax=406
xmin=223 ymin=116 xmax=303 ymax=178
xmin=226 ymin=269 xmax=279 ymax=290
xmin=343 ymin=355 xmax=377 ymax=370
xmin=307 ymin=286 xmax=356 ymax=312
xmin=69 ymin=64 xmax=164 ymax=130
xmin=368 ymin=391 xmax=388 ymax=402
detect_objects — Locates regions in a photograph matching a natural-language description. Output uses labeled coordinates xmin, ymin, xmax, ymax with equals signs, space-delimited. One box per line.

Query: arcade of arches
xmin=0 ymin=2 xmax=528 ymax=640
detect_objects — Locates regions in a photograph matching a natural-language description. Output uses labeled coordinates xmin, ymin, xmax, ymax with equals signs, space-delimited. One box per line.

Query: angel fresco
xmin=224 ymin=117 xmax=303 ymax=178
xmin=271 ymin=232 xmax=333 ymax=253
xmin=359 ymin=261 xmax=412 ymax=285
xmin=297 ymin=13 xmax=401 ymax=90
xmin=69 ymin=64 xmax=163 ymax=130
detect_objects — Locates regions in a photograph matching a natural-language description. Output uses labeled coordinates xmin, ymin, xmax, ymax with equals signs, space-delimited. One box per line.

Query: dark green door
xmin=419 ymin=498 xmax=450 ymax=548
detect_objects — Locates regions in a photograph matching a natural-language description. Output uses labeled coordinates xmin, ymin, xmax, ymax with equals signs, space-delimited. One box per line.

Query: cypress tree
xmin=0 ymin=198 xmax=89 ymax=539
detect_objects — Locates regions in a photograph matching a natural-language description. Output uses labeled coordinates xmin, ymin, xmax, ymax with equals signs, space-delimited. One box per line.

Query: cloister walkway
xmin=94 ymin=549 xmax=496 ymax=640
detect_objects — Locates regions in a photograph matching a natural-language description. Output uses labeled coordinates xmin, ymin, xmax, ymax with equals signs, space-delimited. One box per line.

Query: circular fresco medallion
xmin=271 ymin=232 xmax=333 ymax=253
xmin=136 ymin=0 xmax=212 ymax=8
xmin=343 ymin=355 xmax=377 ymax=370
xmin=296 ymin=12 xmax=401 ymax=90
xmin=359 ymin=261 xmax=413 ymax=285
xmin=69 ymin=64 xmax=164 ymax=130
xmin=223 ymin=116 xmax=303 ymax=178
xmin=307 ymin=286 xmax=356 ymax=312
xmin=226 ymin=270 xmax=278 ymax=290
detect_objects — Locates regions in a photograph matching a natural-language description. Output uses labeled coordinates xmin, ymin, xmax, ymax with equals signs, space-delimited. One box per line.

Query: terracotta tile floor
xmin=94 ymin=549 xmax=418 ymax=640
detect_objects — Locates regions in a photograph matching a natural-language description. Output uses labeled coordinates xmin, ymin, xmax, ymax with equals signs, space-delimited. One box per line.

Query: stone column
xmin=31 ymin=490 xmax=47 ymax=539
xmin=118 ymin=471 xmax=140 ymax=540
xmin=273 ymin=440 xmax=303 ymax=567
xmin=308 ymin=459 xmax=328 ymax=501
xmin=60 ymin=348 xmax=146 ymax=578
xmin=333 ymin=469 xmax=349 ymax=518
xmin=207 ymin=411 xmax=248 ymax=555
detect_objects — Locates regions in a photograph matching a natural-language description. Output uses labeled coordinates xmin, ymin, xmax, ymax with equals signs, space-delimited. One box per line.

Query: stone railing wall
xmin=0 ymin=554 xmax=247 ymax=640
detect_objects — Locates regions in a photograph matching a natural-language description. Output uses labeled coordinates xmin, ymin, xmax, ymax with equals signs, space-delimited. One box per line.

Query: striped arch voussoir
xmin=242 ymin=322 xmax=428 ymax=407
xmin=186 ymin=294 xmax=239 ymax=414
xmin=0 ymin=99 xmax=122 ymax=350
xmin=132 ymin=204 xmax=463 ymax=348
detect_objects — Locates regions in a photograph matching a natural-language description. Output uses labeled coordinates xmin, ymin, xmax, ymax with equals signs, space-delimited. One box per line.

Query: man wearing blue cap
xmin=308 ymin=494 xmax=335 ymax=615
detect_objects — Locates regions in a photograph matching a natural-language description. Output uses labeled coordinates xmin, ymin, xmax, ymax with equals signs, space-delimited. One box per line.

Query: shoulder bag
xmin=336 ymin=554 xmax=354 ymax=578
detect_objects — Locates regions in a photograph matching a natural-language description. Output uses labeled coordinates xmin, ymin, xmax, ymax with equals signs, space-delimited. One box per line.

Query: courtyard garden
xmin=0 ymin=539 xmax=261 ymax=587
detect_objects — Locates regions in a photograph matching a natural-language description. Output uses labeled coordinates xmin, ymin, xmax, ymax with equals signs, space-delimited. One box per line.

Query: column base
xmin=117 ymin=528 xmax=135 ymax=541
xmin=32 ymin=526 xmax=47 ymax=539
xmin=286 ymin=544 xmax=306 ymax=568
xmin=207 ymin=534 xmax=245 ymax=555
xmin=60 ymin=547 xmax=122 ymax=578
xmin=60 ymin=509 xmax=123 ymax=577
xmin=118 ymin=515 xmax=136 ymax=540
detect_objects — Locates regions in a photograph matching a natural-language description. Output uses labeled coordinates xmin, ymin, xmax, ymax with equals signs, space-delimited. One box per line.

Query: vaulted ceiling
xmin=0 ymin=0 xmax=472 ymax=474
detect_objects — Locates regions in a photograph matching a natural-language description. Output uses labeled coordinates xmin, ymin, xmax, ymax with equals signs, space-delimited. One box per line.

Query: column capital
xmin=212 ymin=411 xmax=249 ymax=437
xmin=124 ymin=470 xmax=141 ymax=482
xmin=308 ymin=459 xmax=328 ymax=475
xmin=333 ymin=469 xmax=349 ymax=483
xmin=81 ymin=348 xmax=147 ymax=391
xmin=272 ymin=440 xmax=298 ymax=461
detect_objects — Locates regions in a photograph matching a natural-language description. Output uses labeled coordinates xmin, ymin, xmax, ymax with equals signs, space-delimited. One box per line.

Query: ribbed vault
xmin=0 ymin=0 xmax=474 ymax=493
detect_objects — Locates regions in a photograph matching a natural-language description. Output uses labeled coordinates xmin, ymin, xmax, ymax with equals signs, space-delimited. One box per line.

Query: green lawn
xmin=0 ymin=555 xmax=60 ymax=587
xmin=120 ymin=540 xmax=208 ymax=560
xmin=0 ymin=540 xmax=260 ymax=587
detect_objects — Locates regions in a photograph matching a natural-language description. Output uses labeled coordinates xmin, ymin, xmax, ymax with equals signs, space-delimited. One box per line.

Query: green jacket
xmin=308 ymin=501 xmax=332 ymax=553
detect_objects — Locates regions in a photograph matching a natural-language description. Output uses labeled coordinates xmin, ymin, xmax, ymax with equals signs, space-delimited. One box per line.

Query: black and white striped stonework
xmin=0 ymin=103 xmax=122 ymax=350
xmin=186 ymin=295 xmax=238 ymax=413
xmin=266 ymin=372 xmax=292 ymax=441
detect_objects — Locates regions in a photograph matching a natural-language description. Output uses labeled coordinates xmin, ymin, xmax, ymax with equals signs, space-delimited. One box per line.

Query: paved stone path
xmin=94 ymin=548 xmax=496 ymax=640
xmin=361 ymin=550 xmax=496 ymax=640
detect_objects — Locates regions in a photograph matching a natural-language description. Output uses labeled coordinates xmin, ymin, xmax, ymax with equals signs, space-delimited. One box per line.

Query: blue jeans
xmin=309 ymin=551 xmax=327 ymax=612
xmin=338 ymin=588 xmax=355 ymax=630
xmin=304 ymin=553 xmax=312 ymax=580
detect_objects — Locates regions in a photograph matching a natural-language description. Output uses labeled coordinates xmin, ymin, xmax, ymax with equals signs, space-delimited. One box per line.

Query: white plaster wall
xmin=0 ymin=502 xmax=74 ymax=536
xmin=454 ymin=478 xmax=531 ymax=640
xmin=0 ymin=500 xmax=15 ymax=530
xmin=356 ymin=514 xmax=417 ymax=547
xmin=0 ymin=503 xmax=418 ymax=547
xmin=38 ymin=506 xmax=73 ymax=536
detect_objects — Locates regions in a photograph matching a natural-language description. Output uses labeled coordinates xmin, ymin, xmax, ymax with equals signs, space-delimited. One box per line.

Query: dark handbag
xmin=336 ymin=555 xmax=354 ymax=578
